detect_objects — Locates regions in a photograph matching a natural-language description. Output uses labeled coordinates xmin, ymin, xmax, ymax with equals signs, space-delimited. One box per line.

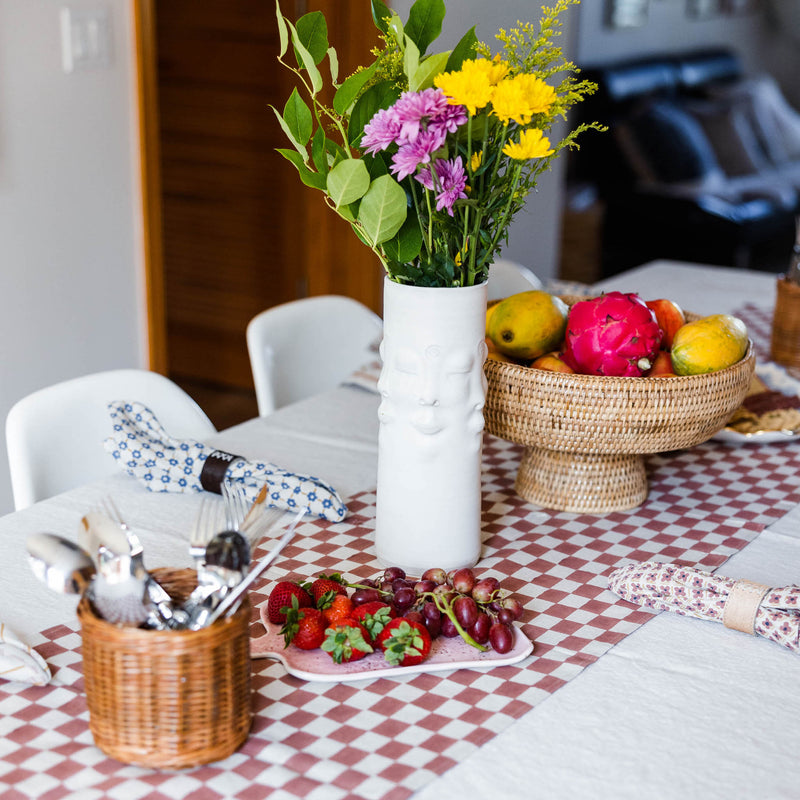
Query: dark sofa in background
xmin=569 ymin=48 xmax=800 ymax=277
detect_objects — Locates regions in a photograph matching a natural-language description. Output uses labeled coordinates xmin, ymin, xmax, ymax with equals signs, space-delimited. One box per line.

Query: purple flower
xmin=415 ymin=156 xmax=468 ymax=216
xmin=393 ymin=89 xmax=451 ymax=142
xmin=435 ymin=102 xmax=468 ymax=134
xmin=390 ymin=128 xmax=447 ymax=179
xmin=360 ymin=107 xmax=402 ymax=154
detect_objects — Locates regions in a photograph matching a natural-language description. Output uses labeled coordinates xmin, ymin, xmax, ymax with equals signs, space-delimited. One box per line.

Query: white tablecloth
xmin=2 ymin=260 xmax=797 ymax=799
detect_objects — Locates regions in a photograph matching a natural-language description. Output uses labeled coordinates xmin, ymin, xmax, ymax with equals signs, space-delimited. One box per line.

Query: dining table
xmin=1 ymin=259 xmax=798 ymax=800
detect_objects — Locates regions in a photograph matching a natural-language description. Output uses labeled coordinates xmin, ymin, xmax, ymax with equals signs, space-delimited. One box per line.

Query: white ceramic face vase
xmin=374 ymin=280 xmax=488 ymax=573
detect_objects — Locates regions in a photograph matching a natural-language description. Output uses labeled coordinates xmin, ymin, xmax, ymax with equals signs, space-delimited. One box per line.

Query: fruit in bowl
xmin=482 ymin=289 xmax=755 ymax=513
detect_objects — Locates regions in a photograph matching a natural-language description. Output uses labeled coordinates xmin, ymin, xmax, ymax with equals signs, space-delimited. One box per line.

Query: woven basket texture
xmin=483 ymin=302 xmax=755 ymax=512
xmin=771 ymin=277 xmax=800 ymax=369
xmin=78 ymin=567 xmax=252 ymax=769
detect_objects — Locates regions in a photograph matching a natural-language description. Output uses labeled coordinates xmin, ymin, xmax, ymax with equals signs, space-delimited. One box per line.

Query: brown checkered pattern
xmin=2 ymin=304 xmax=797 ymax=800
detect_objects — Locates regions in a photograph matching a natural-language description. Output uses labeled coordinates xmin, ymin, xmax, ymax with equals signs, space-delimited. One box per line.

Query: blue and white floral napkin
xmin=103 ymin=401 xmax=347 ymax=522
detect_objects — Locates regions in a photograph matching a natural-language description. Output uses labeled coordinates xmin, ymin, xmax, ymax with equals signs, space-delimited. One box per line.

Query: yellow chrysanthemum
xmin=491 ymin=74 xmax=556 ymax=125
xmin=503 ymin=128 xmax=554 ymax=160
xmin=470 ymin=151 xmax=482 ymax=171
xmin=435 ymin=61 xmax=493 ymax=115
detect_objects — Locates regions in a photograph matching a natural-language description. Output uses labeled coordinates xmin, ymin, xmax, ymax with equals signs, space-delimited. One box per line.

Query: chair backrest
xmin=5 ymin=369 xmax=216 ymax=510
xmin=246 ymin=295 xmax=383 ymax=416
xmin=487 ymin=259 xmax=542 ymax=300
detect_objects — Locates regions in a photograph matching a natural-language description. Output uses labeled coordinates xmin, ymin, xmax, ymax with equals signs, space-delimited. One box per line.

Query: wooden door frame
xmin=132 ymin=0 xmax=167 ymax=374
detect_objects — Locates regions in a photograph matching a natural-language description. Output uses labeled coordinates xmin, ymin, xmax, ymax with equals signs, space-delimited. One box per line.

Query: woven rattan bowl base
xmin=515 ymin=448 xmax=648 ymax=514
xmin=78 ymin=567 xmax=252 ymax=769
xmin=484 ymin=304 xmax=755 ymax=513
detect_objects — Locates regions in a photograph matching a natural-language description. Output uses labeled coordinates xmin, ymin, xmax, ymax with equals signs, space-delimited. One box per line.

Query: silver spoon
xmin=26 ymin=532 xmax=96 ymax=595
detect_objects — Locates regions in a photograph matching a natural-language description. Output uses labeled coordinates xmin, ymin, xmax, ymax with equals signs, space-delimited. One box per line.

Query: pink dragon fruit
xmin=562 ymin=291 xmax=662 ymax=377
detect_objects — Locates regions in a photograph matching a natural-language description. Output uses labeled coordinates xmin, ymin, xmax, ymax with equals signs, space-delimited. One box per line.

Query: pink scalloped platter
xmin=251 ymin=604 xmax=534 ymax=683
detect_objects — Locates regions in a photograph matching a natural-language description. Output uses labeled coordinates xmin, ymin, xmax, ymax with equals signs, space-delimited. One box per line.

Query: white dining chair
xmin=246 ymin=295 xmax=383 ymax=416
xmin=5 ymin=369 xmax=216 ymax=511
xmin=487 ymin=258 xmax=542 ymax=300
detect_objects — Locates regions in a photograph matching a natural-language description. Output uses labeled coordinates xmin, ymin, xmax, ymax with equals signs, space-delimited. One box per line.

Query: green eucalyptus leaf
xmin=288 ymin=20 xmax=322 ymax=94
xmin=275 ymin=0 xmax=289 ymax=58
xmin=276 ymin=148 xmax=326 ymax=190
xmin=282 ymin=87 xmax=313 ymax=146
xmin=311 ymin=127 xmax=328 ymax=174
xmin=445 ymin=26 xmax=478 ymax=72
xmin=371 ymin=0 xmax=392 ymax=34
xmin=411 ymin=50 xmax=449 ymax=92
xmin=327 ymin=159 xmax=371 ymax=208
xmin=327 ymin=47 xmax=339 ymax=85
xmin=295 ymin=11 xmax=328 ymax=65
xmin=357 ymin=175 xmax=408 ymax=245
xmin=382 ymin=212 xmax=423 ymax=263
xmin=348 ymin=81 xmax=402 ymax=145
xmin=403 ymin=37 xmax=420 ymax=90
xmin=271 ymin=105 xmax=308 ymax=159
xmin=364 ymin=152 xmax=389 ymax=180
xmin=333 ymin=62 xmax=377 ymax=115
xmin=405 ymin=0 xmax=445 ymax=55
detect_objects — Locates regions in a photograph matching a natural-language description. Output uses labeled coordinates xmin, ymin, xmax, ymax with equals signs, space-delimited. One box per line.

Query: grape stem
xmin=432 ymin=594 xmax=488 ymax=652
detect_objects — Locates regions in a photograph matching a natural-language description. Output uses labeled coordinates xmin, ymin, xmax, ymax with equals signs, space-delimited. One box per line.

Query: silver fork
xmin=221 ymin=480 xmax=249 ymax=531
xmin=189 ymin=496 xmax=223 ymax=566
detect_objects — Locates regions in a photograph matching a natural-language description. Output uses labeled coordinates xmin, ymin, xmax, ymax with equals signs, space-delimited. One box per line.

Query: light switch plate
xmin=60 ymin=6 xmax=112 ymax=73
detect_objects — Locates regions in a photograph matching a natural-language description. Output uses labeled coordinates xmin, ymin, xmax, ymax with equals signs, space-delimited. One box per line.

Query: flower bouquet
xmin=274 ymin=0 xmax=600 ymax=288
xmin=273 ymin=0 xmax=600 ymax=572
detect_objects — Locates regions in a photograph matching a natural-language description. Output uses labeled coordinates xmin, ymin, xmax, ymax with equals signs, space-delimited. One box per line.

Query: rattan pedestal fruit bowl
xmin=483 ymin=317 xmax=755 ymax=514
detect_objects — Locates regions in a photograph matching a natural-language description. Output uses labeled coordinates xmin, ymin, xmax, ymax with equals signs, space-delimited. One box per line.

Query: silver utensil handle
xmin=203 ymin=508 xmax=306 ymax=626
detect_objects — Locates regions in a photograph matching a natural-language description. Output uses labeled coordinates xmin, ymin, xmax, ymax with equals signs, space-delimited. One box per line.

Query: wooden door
xmin=134 ymin=0 xmax=383 ymax=392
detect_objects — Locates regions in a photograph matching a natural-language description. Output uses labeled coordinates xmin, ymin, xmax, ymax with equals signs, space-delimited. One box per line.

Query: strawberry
xmin=266 ymin=580 xmax=313 ymax=625
xmin=351 ymin=601 xmax=395 ymax=643
xmin=280 ymin=599 xmax=327 ymax=650
xmin=310 ymin=574 xmax=348 ymax=607
xmin=376 ymin=618 xmax=432 ymax=667
xmin=322 ymin=594 xmax=354 ymax=626
xmin=321 ymin=618 xmax=374 ymax=663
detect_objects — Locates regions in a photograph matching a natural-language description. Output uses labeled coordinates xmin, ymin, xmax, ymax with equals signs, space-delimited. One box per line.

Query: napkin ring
xmin=723 ymin=580 xmax=770 ymax=635
xmin=200 ymin=449 xmax=242 ymax=493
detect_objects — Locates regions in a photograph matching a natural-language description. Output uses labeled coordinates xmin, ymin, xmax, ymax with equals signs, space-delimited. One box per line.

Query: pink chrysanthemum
xmin=360 ymin=107 xmax=402 ymax=154
xmin=415 ymin=156 xmax=468 ymax=216
xmin=390 ymin=128 xmax=447 ymax=180
xmin=392 ymin=89 xmax=451 ymax=142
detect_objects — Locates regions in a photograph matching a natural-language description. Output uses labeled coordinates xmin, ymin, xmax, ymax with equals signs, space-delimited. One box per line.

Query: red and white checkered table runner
xmin=3 ymin=304 xmax=798 ymax=800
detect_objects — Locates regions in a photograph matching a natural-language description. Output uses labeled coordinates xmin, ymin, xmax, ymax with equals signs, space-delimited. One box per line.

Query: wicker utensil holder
xmin=484 ymin=304 xmax=755 ymax=514
xmin=78 ymin=567 xmax=252 ymax=768
xmin=771 ymin=277 xmax=800 ymax=369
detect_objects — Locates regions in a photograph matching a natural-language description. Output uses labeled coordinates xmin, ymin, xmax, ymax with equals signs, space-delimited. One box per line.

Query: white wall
xmin=575 ymin=2 xmax=771 ymax=69
xmin=0 ymin=0 xmax=145 ymax=515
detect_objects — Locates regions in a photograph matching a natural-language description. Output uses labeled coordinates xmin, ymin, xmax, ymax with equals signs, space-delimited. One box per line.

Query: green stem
xmin=486 ymin=162 xmax=523 ymax=257
xmin=433 ymin=594 xmax=488 ymax=652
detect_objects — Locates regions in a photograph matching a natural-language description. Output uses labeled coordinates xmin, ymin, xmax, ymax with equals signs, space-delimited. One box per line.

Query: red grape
xmin=472 ymin=577 xmax=500 ymax=605
xmin=383 ymin=566 xmax=406 ymax=583
xmin=351 ymin=588 xmax=381 ymax=606
xmin=470 ymin=613 xmax=491 ymax=644
xmin=421 ymin=601 xmax=441 ymax=623
xmin=414 ymin=579 xmax=437 ymax=594
xmin=421 ymin=567 xmax=448 ymax=585
xmin=489 ymin=622 xmax=514 ymax=653
xmin=453 ymin=596 xmax=479 ymax=629
xmin=450 ymin=568 xmax=476 ymax=594
xmin=393 ymin=587 xmax=416 ymax=611
xmin=424 ymin=615 xmax=441 ymax=639
xmin=440 ymin=615 xmax=459 ymax=638
xmin=501 ymin=597 xmax=523 ymax=621
xmin=404 ymin=610 xmax=425 ymax=625
xmin=496 ymin=607 xmax=515 ymax=626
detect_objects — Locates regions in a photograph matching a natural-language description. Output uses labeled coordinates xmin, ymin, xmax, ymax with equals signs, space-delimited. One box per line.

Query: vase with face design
xmin=375 ymin=277 xmax=488 ymax=574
